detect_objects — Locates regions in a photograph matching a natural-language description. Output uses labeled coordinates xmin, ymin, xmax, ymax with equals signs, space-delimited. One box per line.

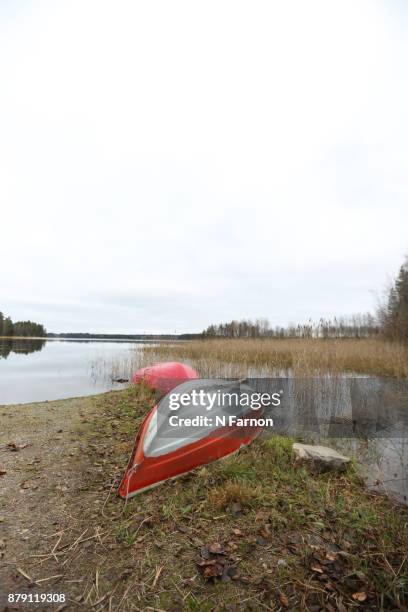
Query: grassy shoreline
xmin=1 ymin=386 xmax=407 ymax=610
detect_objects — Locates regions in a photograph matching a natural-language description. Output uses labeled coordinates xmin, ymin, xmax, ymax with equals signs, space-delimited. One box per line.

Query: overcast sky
xmin=1 ymin=1 xmax=407 ymax=334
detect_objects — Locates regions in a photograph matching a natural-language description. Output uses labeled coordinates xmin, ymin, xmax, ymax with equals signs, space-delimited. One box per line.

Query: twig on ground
xmin=151 ymin=565 xmax=164 ymax=589
xmin=16 ymin=567 xmax=35 ymax=583
xmin=36 ymin=574 xmax=64 ymax=583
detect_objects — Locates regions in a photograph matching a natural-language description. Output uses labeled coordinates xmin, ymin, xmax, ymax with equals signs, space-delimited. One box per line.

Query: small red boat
xmin=119 ymin=377 xmax=264 ymax=499
xmin=132 ymin=361 xmax=199 ymax=394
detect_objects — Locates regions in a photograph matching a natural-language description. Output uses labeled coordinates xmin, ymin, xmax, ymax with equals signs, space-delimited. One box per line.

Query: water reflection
xmin=0 ymin=338 xmax=46 ymax=358
xmin=0 ymin=339 xmax=140 ymax=406
xmin=251 ymin=377 xmax=408 ymax=505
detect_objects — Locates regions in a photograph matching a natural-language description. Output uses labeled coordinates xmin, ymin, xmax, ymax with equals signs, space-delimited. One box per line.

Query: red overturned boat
xmin=132 ymin=361 xmax=199 ymax=394
xmin=119 ymin=364 xmax=264 ymax=499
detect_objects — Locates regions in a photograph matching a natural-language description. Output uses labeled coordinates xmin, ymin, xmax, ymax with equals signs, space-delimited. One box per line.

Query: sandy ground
xmin=0 ymin=395 xmax=103 ymax=609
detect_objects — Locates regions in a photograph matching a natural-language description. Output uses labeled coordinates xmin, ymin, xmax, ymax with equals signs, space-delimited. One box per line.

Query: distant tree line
xmin=202 ymin=314 xmax=379 ymax=340
xmin=0 ymin=312 xmax=46 ymax=337
xmin=202 ymin=254 xmax=408 ymax=342
xmin=378 ymin=256 xmax=408 ymax=342
xmin=47 ymin=332 xmax=201 ymax=340
xmin=2 ymin=255 xmax=407 ymax=343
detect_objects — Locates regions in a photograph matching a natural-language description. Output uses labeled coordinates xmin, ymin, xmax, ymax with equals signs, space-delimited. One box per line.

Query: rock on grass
xmin=293 ymin=442 xmax=350 ymax=473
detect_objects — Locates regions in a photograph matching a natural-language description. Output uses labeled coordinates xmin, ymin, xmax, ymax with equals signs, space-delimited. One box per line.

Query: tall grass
xmin=139 ymin=338 xmax=408 ymax=378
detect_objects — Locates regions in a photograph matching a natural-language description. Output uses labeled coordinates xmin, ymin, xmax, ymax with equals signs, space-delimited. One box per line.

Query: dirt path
xmin=0 ymin=386 xmax=170 ymax=611
xmin=0 ymin=395 xmax=103 ymax=606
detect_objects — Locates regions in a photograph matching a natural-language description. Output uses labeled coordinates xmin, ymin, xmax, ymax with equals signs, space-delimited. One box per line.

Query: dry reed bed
xmin=141 ymin=338 xmax=408 ymax=378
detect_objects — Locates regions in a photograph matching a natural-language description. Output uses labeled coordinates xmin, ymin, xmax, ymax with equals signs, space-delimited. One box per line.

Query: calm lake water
xmin=1 ymin=338 xmax=407 ymax=504
xmin=0 ymin=338 xmax=144 ymax=405
xmin=259 ymin=376 xmax=408 ymax=505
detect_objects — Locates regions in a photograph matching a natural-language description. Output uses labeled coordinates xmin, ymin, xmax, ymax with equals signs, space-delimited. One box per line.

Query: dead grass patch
xmin=141 ymin=337 xmax=408 ymax=377
xmin=208 ymin=481 xmax=262 ymax=510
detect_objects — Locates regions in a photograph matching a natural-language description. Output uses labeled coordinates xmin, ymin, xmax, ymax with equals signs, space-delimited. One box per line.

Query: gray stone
xmin=293 ymin=442 xmax=350 ymax=473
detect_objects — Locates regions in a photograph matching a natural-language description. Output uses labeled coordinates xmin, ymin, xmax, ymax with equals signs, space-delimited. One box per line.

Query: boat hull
xmin=119 ymin=376 xmax=265 ymax=499
xmin=118 ymin=406 xmax=261 ymax=498
xmin=132 ymin=361 xmax=199 ymax=394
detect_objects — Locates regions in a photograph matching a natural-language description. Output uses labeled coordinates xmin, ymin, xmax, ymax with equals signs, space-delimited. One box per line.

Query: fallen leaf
xmin=20 ymin=481 xmax=32 ymax=489
xmin=208 ymin=542 xmax=225 ymax=554
xmin=227 ymin=566 xmax=239 ymax=578
xmin=197 ymin=559 xmax=217 ymax=567
xmin=221 ymin=566 xmax=240 ymax=582
xmin=287 ymin=544 xmax=299 ymax=554
xmin=257 ymin=536 xmax=268 ymax=546
xmin=7 ymin=442 xmax=28 ymax=452
xmin=7 ymin=442 xmax=20 ymax=451
xmin=278 ymin=592 xmax=289 ymax=608
xmin=200 ymin=562 xmax=224 ymax=579
xmin=352 ymin=592 xmax=367 ymax=602
xmin=324 ymin=582 xmax=336 ymax=592
xmin=200 ymin=547 xmax=211 ymax=560
xmin=232 ymin=528 xmax=242 ymax=536
xmin=0 ymin=466 xmax=6 ymax=476
xmin=311 ymin=563 xmax=325 ymax=574
xmin=231 ymin=502 xmax=243 ymax=517
xmin=312 ymin=552 xmax=326 ymax=565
